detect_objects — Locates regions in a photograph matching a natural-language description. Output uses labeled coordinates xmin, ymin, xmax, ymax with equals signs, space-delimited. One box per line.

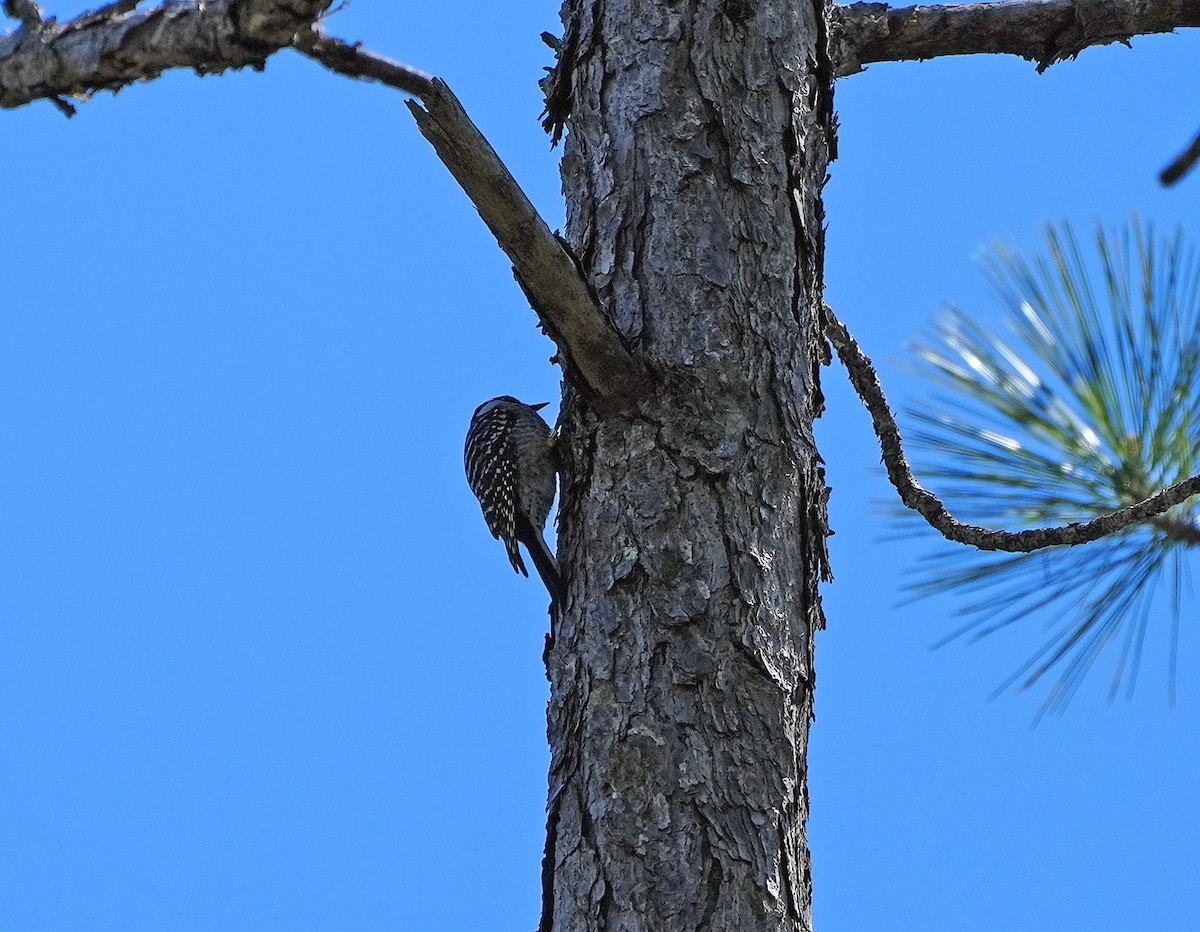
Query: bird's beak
xmin=531 ymin=402 xmax=549 ymax=411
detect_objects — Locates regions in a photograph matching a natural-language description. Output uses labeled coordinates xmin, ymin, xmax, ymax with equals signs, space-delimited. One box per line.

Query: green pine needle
xmin=899 ymin=217 xmax=1200 ymax=720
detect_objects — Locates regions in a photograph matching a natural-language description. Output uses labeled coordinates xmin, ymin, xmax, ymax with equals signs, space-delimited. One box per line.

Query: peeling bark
xmin=545 ymin=0 xmax=834 ymax=928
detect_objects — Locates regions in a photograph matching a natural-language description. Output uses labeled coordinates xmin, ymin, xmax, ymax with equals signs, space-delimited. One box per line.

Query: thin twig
xmin=823 ymin=303 xmax=1200 ymax=552
xmin=1160 ymin=127 xmax=1200 ymax=186
xmin=49 ymin=96 xmax=76 ymax=117
xmin=292 ymin=30 xmax=436 ymax=97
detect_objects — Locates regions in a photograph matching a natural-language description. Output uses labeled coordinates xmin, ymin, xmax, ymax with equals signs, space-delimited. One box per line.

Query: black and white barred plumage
xmin=465 ymin=396 xmax=560 ymax=603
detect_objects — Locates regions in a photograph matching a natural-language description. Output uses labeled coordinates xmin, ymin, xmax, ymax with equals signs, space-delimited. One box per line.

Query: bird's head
xmin=472 ymin=396 xmax=548 ymax=419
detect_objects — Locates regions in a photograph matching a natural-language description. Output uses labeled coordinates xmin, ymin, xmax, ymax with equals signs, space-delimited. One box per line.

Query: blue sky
xmin=2 ymin=4 xmax=1197 ymax=930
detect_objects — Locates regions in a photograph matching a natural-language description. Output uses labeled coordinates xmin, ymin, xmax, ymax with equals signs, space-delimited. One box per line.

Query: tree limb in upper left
xmin=0 ymin=0 xmax=332 ymax=110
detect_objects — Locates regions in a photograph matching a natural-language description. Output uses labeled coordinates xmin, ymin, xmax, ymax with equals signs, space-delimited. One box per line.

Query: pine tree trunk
xmin=544 ymin=1 xmax=835 ymax=929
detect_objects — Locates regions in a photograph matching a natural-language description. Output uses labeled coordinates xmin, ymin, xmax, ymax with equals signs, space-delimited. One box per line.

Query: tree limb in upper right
xmin=831 ymin=0 xmax=1200 ymax=77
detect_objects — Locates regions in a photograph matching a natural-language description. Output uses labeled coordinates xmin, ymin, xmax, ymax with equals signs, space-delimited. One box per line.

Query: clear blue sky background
xmin=2 ymin=4 xmax=1197 ymax=930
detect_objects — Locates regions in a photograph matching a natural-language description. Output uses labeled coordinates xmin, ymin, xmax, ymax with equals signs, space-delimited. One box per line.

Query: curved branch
xmin=295 ymin=33 xmax=651 ymax=406
xmin=831 ymin=0 xmax=1200 ymax=77
xmin=823 ymin=303 xmax=1200 ymax=552
xmin=0 ymin=0 xmax=330 ymax=111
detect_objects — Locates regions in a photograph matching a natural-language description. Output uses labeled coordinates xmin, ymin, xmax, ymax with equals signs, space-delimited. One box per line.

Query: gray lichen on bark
xmin=544 ymin=0 xmax=834 ymax=928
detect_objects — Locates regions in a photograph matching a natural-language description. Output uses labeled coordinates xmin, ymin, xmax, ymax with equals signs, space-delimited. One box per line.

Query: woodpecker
xmin=465 ymin=396 xmax=560 ymax=604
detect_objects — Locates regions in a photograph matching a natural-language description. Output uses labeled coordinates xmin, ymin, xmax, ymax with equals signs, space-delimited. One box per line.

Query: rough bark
xmin=0 ymin=0 xmax=331 ymax=110
xmin=544 ymin=0 xmax=834 ymax=929
xmin=831 ymin=0 xmax=1200 ymax=76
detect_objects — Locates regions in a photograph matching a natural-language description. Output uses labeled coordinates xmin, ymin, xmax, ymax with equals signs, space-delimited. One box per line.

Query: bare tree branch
xmin=823 ymin=303 xmax=1200 ymax=552
xmin=295 ymin=32 xmax=651 ymax=405
xmin=1160 ymin=126 xmax=1200 ymax=185
xmin=831 ymin=0 xmax=1200 ymax=77
xmin=0 ymin=0 xmax=330 ymax=111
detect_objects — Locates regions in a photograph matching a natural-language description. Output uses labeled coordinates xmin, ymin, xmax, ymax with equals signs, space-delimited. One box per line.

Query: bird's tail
xmin=523 ymin=528 xmax=561 ymax=607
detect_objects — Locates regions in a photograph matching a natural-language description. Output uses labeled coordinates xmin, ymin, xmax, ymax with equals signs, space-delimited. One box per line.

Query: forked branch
xmin=823 ymin=303 xmax=1200 ymax=552
xmin=831 ymin=0 xmax=1200 ymax=77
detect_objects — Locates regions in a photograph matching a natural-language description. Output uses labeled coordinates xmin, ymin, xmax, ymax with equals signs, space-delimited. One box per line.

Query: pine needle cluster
xmin=902 ymin=219 xmax=1200 ymax=718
